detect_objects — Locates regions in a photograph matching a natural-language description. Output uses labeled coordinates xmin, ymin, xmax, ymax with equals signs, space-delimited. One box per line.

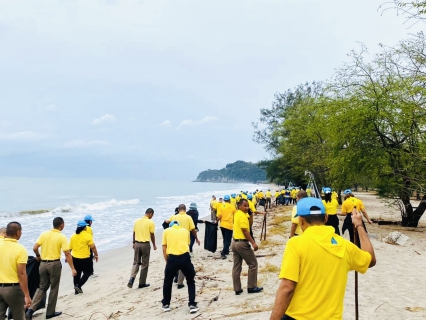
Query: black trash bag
xmin=278 ymin=194 xmax=285 ymax=205
xmin=162 ymin=221 xmax=169 ymax=230
xmin=204 ymin=221 xmax=218 ymax=253
xmin=259 ymin=198 xmax=266 ymax=207
xmin=8 ymin=256 xmax=45 ymax=319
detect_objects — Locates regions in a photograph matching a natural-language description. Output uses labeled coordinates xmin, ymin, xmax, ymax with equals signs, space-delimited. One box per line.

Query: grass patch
xmin=270 ymin=215 xmax=291 ymax=226
xmin=268 ymin=226 xmax=286 ymax=236
xmin=195 ymin=265 xmax=205 ymax=273
xmin=259 ymin=262 xmax=280 ymax=274
xmin=260 ymin=239 xmax=284 ymax=247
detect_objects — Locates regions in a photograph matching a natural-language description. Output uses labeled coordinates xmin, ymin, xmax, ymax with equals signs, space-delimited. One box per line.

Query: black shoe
xmin=25 ymin=309 xmax=34 ymax=320
xmin=173 ymin=276 xmax=178 ymax=283
xmin=177 ymin=284 xmax=185 ymax=289
xmin=46 ymin=311 xmax=62 ymax=319
xmin=74 ymin=285 xmax=83 ymax=294
xmin=221 ymin=255 xmax=227 ymax=260
xmin=138 ymin=283 xmax=150 ymax=288
xmin=235 ymin=289 xmax=243 ymax=295
xmin=247 ymin=287 xmax=263 ymax=294
xmin=127 ymin=277 xmax=135 ymax=288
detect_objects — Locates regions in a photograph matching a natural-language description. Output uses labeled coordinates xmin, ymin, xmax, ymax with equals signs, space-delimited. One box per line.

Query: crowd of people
xmin=0 ymin=187 xmax=377 ymax=320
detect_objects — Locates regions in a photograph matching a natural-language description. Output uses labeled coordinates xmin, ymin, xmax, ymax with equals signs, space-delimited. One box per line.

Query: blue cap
xmin=169 ymin=221 xmax=180 ymax=227
xmin=323 ymin=187 xmax=332 ymax=194
xmin=189 ymin=202 xmax=197 ymax=210
xmin=343 ymin=189 xmax=352 ymax=195
xmin=224 ymin=195 xmax=230 ymax=201
xmin=294 ymin=198 xmax=325 ymax=217
xmin=77 ymin=220 xmax=88 ymax=228
xmin=247 ymin=194 xmax=253 ymax=200
xmin=84 ymin=215 xmax=95 ymax=221
xmin=231 ymin=194 xmax=236 ymax=198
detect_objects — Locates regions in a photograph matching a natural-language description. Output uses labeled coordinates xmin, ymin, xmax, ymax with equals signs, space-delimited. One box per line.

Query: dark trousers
xmin=72 ymin=257 xmax=93 ymax=288
xmin=282 ymin=315 xmax=295 ymax=320
xmin=220 ymin=227 xmax=233 ymax=256
xmin=326 ymin=215 xmax=340 ymax=235
xmin=31 ymin=260 xmax=62 ymax=315
xmin=162 ymin=253 xmax=196 ymax=306
xmin=189 ymin=233 xmax=195 ymax=253
xmin=265 ymin=198 xmax=272 ymax=209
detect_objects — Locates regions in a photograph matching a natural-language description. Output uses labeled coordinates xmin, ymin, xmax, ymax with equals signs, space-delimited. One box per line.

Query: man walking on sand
xmin=127 ymin=208 xmax=156 ymax=289
xmin=232 ymin=199 xmax=263 ymax=295
xmin=216 ymin=195 xmax=236 ymax=260
xmin=26 ymin=217 xmax=76 ymax=320
xmin=164 ymin=204 xmax=200 ymax=289
xmin=0 ymin=222 xmax=32 ymax=320
xmin=270 ymin=198 xmax=376 ymax=320
xmin=161 ymin=221 xmax=198 ymax=314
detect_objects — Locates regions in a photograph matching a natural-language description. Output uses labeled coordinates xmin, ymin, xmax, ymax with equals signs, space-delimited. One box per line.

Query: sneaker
xmin=190 ymin=252 xmax=194 ymax=258
xmin=74 ymin=285 xmax=83 ymax=294
xmin=162 ymin=305 xmax=170 ymax=312
xmin=90 ymin=273 xmax=99 ymax=278
xmin=177 ymin=284 xmax=185 ymax=289
xmin=189 ymin=305 xmax=199 ymax=314
xmin=221 ymin=255 xmax=227 ymax=260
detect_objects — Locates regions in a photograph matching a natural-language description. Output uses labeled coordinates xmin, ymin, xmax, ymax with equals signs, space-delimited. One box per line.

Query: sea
xmin=0 ymin=177 xmax=271 ymax=254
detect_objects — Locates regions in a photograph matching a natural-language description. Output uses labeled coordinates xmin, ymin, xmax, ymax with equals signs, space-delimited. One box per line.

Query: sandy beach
xmin=28 ymin=192 xmax=426 ymax=319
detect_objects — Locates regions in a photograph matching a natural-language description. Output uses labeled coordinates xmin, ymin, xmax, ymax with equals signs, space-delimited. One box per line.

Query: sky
xmin=0 ymin=0 xmax=423 ymax=181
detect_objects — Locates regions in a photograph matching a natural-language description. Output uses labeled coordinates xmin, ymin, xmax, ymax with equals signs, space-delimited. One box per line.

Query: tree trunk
xmin=409 ymin=196 xmax=426 ymax=227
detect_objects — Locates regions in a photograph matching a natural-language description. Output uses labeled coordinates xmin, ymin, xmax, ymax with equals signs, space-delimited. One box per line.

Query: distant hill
xmin=194 ymin=160 xmax=266 ymax=183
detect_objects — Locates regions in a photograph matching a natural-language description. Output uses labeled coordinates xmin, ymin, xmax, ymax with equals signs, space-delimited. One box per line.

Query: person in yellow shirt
xmin=26 ymin=217 xmax=76 ymax=320
xmin=322 ymin=187 xmax=340 ymax=235
xmin=128 ymin=208 xmax=157 ymax=289
xmin=274 ymin=191 xmax=280 ymax=206
xmin=340 ymin=189 xmax=372 ymax=245
xmin=83 ymin=215 xmax=97 ymax=278
xmin=161 ymin=221 xmax=198 ymax=314
xmin=69 ymin=221 xmax=99 ymax=294
xmin=164 ymin=204 xmax=200 ymax=289
xmin=0 ymin=227 xmax=6 ymax=239
xmin=306 ymin=187 xmax=311 ymax=197
xmin=291 ymin=188 xmax=297 ymax=205
xmin=0 ymin=222 xmax=31 ymax=319
xmin=290 ymin=190 xmax=308 ymax=238
xmin=332 ymin=190 xmax=338 ymax=200
xmin=230 ymin=194 xmax=237 ymax=208
xmin=210 ymin=196 xmax=218 ymax=222
xmin=270 ymin=198 xmax=376 ymax=320
xmin=265 ymin=190 xmax=272 ymax=209
xmin=232 ymin=199 xmax=263 ymax=295
xmin=216 ymin=195 xmax=236 ymax=259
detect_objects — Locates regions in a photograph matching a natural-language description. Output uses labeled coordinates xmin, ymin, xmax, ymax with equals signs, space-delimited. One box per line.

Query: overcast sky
xmin=0 ymin=0 xmax=422 ymax=180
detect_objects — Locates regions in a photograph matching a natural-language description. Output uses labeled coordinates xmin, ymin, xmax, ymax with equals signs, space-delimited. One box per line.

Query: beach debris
xmin=414 ymin=250 xmax=421 ymax=255
xmin=384 ymin=231 xmax=409 ymax=246
xmin=405 ymin=306 xmax=425 ymax=312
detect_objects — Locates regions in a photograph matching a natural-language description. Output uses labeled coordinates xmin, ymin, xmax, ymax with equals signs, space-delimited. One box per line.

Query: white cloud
xmin=45 ymin=104 xmax=57 ymax=111
xmin=92 ymin=114 xmax=116 ymax=125
xmin=177 ymin=116 xmax=218 ymax=128
xmin=0 ymin=131 xmax=46 ymax=141
xmin=159 ymin=120 xmax=172 ymax=127
xmin=64 ymin=140 xmax=109 ymax=148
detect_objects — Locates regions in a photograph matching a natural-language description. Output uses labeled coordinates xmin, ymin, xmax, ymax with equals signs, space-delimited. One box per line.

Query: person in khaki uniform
xmin=127 ymin=208 xmax=157 ymax=289
xmin=0 ymin=222 xmax=32 ymax=320
xmin=26 ymin=217 xmax=76 ymax=320
xmin=232 ymin=199 xmax=263 ymax=295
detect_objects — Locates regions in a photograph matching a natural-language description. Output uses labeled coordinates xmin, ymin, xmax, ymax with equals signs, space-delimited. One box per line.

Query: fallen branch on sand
xmin=207 ymin=289 xmax=221 ymax=306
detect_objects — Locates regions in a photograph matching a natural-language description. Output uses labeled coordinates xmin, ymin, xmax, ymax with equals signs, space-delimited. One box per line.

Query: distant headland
xmin=194 ymin=160 xmax=266 ymax=183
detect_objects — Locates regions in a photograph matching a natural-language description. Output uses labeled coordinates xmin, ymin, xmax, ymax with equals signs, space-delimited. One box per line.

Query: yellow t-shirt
xmin=291 ymin=206 xmax=303 ymax=235
xmin=257 ymin=192 xmax=264 ymax=199
xmin=133 ymin=216 xmax=155 ymax=242
xmin=36 ymin=229 xmax=69 ymax=260
xmin=248 ymin=200 xmax=256 ymax=214
xmin=252 ymin=196 xmax=257 ymax=206
xmin=230 ymin=197 xmax=237 ymax=208
xmin=233 ymin=210 xmax=250 ymax=240
xmin=280 ymin=226 xmax=371 ymax=319
xmin=241 ymin=194 xmax=247 ymax=199
xmin=281 ymin=190 xmax=285 ymax=195
xmin=266 ymin=191 xmax=272 ymax=198
xmin=236 ymin=195 xmax=241 ymax=203
xmin=210 ymin=200 xmax=217 ymax=210
xmin=322 ymin=199 xmax=339 ymax=215
xmin=86 ymin=225 xmax=93 ymax=237
xmin=306 ymin=188 xmax=311 ymax=196
xmin=341 ymin=197 xmax=363 ymax=215
xmin=170 ymin=212 xmax=195 ymax=231
xmin=69 ymin=230 xmax=94 ymax=259
xmin=332 ymin=191 xmax=338 ymax=200
xmin=0 ymin=238 xmax=28 ymax=283
xmin=217 ymin=202 xmax=236 ymax=230
xmin=162 ymin=225 xmax=190 ymax=255
xmin=274 ymin=192 xmax=280 ymax=198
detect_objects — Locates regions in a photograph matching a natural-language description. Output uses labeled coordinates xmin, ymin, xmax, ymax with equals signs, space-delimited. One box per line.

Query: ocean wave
xmin=50 ymin=198 xmax=140 ymax=214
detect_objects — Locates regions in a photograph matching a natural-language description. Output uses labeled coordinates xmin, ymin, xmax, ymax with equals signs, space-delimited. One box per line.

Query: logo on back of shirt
xmin=331 ymin=237 xmax=338 ymax=245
